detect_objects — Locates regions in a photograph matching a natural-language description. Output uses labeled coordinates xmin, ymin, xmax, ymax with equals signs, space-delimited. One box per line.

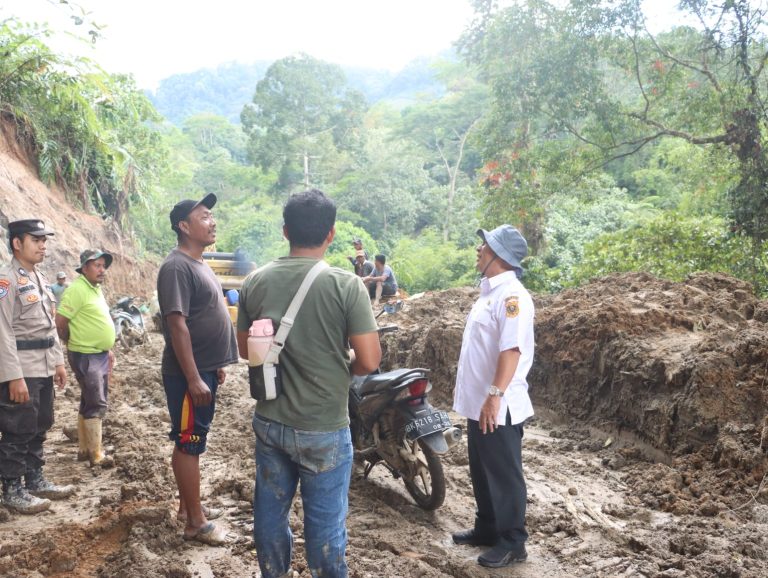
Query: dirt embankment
xmin=531 ymin=272 xmax=767 ymax=458
xmin=0 ymin=117 xmax=157 ymax=300
xmin=384 ymin=274 xmax=768 ymax=465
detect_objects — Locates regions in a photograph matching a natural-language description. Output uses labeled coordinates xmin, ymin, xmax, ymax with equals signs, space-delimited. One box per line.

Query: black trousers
xmin=0 ymin=377 xmax=55 ymax=478
xmin=467 ymin=413 xmax=528 ymax=547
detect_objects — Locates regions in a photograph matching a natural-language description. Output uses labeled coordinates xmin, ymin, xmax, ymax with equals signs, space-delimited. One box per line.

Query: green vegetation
xmin=3 ymin=1 xmax=768 ymax=296
xmin=0 ymin=19 xmax=165 ymax=228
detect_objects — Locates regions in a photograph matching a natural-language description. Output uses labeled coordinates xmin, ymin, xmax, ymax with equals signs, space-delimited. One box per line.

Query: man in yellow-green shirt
xmin=55 ymin=250 xmax=116 ymax=467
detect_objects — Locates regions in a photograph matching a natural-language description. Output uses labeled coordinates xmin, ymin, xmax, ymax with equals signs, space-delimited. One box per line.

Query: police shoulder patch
xmin=0 ymin=278 xmax=9 ymax=300
xmin=505 ymin=296 xmax=520 ymax=318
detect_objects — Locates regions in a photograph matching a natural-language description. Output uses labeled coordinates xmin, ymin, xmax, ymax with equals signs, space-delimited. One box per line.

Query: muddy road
xmin=1 ymin=273 xmax=767 ymax=577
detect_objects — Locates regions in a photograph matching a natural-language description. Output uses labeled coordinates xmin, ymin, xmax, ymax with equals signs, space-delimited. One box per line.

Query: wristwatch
xmin=488 ymin=385 xmax=505 ymax=397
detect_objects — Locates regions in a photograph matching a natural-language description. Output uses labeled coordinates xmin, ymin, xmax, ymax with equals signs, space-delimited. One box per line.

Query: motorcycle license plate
xmin=404 ymin=410 xmax=451 ymax=440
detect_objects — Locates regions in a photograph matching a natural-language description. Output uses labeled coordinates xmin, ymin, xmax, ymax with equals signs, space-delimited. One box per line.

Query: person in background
xmin=363 ymin=254 xmax=398 ymax=307
xmin=55 ymin=250 xmax=116 ymax=468
xmin=237 ymin=189 xmax=381 ymax=578
xmin=50 ymin=272 xmax=68 ymax=305
xmin=346 ymin=237 xmax=369 ymax=267
xmin=157 ymin=193 xmax=236 ymax=546
xmin=0 ymin=219 xmax=74 ymax=515
xmin=352 ymin=249 xmax=374 ymax=279
xmin=451 ymin=224 xmax=534 ymax=568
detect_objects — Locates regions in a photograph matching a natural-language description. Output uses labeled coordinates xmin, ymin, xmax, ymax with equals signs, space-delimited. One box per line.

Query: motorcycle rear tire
xmin=402 ymin=438 xmax=446 ymax=510
xmin=116 ymin=319 xmax=131 ymax=350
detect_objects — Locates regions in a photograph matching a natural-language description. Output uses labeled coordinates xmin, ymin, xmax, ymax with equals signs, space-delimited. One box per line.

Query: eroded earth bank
xmin=1 ymin=272 xmax=767 ymax=577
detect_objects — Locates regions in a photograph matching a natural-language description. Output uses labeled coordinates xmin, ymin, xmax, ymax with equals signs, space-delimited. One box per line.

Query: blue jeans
xmin=252 ymin=413 xmax=352 ymax=578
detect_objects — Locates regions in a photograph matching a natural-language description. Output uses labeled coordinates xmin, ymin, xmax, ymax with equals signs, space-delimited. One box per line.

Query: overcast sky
xmin=2 ymin=0 xmax=476 ymax=89
xmin=2 ymin=0 xmax=682 ymax=90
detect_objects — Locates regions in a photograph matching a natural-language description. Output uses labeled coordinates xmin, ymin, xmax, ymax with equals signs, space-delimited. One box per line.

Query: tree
xmin=332 ymin=128 xmax=432 ymax=242
xmin=572 ymin=213 xmax=766 ymax=291
xmin=396 ymin=62 xmax=488 ymax=241
xmin=182 ymin=114 xmax=248 ymax=162
xmin=461 ymin=0 xmax=768 ymax=281
xmin=0 ymin=19 xmax=165 ymax=228
xmin=241 ymin=53 xmax=367 ymax=192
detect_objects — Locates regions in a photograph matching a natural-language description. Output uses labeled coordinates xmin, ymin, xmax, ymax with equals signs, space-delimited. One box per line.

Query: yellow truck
xmin=203 ymin=249 xmax=257 ymax=324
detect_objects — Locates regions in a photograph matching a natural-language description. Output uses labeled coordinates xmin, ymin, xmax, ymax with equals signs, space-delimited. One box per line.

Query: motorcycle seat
xmin=360 ymin=368 xmax=428 ymax=396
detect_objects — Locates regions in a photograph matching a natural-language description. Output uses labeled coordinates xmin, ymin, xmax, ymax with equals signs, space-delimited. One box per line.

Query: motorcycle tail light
xmin=407 ymin=378 xmax=429 ymax=398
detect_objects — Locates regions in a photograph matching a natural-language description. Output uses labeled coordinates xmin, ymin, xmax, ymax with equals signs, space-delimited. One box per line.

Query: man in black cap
xmin=0 ymin=219 xmax=74 ymax=515
xmin=56 ymin=249 xmax=116 ymax=467
xmin=157 ymin=194 xmax=237 ymax=545
xmin=451 ymin=224 xmax=534 ymax=567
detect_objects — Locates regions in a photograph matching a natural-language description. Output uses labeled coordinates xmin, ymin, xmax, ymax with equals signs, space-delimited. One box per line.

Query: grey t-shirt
xmin=157 ymin=248 xmax=238 ymax=376
xmin=379 ymin=264 xmax=397 ymax=291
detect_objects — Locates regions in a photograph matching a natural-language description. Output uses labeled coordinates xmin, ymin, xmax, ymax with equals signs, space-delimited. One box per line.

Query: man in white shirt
xmin=452 ymin=224 xmax=534 ymax=568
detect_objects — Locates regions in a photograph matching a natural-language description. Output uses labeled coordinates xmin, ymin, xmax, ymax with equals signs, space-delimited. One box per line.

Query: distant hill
xmin=147 ymin=55 xmax=450 ymax=125
xmin=146 ymin=61 xmax=271 ymax=126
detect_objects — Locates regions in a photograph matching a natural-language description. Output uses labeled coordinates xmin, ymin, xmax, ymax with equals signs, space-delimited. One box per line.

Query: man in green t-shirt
xmin=55 ymin=250 xmax=116 ymax=467
xmin=237 ymin=189 xmax=381 ymax=578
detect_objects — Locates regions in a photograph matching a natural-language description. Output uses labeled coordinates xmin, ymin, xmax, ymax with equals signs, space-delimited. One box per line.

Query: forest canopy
xmin=2 ymin=1 xmax=767 ymax=295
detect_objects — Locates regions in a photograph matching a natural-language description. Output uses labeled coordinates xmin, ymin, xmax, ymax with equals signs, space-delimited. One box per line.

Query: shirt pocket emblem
xmin=26 ymin=294 xmax=39 ymax=303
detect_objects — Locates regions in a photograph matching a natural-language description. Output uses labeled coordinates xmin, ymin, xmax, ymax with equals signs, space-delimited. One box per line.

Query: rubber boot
xmin=25 ymin=467 xmax=76 ymax=500
xmin=76 ymin=414 xmax=88 ymax=462
xmin=1 ymin=477 xmax=51 ymax=514
xmin=83 ymin=417 xmax=114 ymax=468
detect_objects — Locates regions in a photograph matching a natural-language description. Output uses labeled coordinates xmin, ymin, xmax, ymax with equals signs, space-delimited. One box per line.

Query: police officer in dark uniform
xmin=0 ymin=219 xmax=75 ymax=514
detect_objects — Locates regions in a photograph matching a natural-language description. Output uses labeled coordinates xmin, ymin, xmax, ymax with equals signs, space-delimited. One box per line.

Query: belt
xmin=15 ymin=337 xmax=56 ymax=350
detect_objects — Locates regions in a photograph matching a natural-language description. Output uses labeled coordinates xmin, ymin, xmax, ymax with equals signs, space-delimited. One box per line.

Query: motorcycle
xmin=110 ymin=296 xmax=148 ymax=349
xmin=349 ymin=328 xmax=462 ymax=510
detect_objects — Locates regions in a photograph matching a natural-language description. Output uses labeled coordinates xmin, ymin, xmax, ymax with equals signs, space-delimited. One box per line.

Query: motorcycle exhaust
xmin=443 ymin=426 xmax=462 ymax=448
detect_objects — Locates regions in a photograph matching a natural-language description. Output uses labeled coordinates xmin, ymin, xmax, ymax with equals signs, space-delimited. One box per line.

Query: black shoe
xmin=478 ymin=543 xmax=528 ymax=567
xmin=452 ymin=528 xmax=497 ymax=547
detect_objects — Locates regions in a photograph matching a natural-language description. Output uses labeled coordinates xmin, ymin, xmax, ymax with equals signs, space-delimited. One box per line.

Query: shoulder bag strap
xmin=265 ymin=260 xmax=329 ymax=364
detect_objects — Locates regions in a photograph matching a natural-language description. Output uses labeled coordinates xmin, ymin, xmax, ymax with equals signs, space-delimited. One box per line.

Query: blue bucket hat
xmin=477 ymin=225 xmax=528 ymax=270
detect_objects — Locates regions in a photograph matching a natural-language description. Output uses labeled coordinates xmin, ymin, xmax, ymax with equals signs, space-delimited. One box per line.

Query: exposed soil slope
xmin=0 ymin=117 xmax=157 ymax=300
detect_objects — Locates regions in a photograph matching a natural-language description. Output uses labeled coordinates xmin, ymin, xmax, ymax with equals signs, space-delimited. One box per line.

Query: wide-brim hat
xmin=170 ymin=193 xmax=217 ymax=232
xmin=76 ymin=249 xmax=113 ymax=274
xmin=477 ymin=225 xmax=528 ymax=270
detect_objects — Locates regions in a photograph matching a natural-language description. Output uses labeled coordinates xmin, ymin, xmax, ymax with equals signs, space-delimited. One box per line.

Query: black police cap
xmin=8 ymin=219 xmax=55 ymax=237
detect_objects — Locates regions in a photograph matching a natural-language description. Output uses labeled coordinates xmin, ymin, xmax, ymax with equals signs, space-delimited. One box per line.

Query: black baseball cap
xmin=169 ymin=193 xmax=217 ymax=232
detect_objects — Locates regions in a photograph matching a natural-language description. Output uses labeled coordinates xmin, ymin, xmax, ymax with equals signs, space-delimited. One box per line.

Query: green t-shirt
xmin=57 ymin=275 xmax=116 ymax=353
xmin=238 ymin=257 xmax=378 ymax=431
